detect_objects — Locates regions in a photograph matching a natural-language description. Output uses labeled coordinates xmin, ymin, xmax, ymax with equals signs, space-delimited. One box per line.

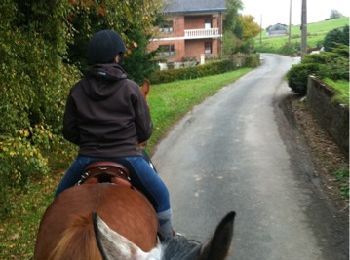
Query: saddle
xmin=78 ymin=161 xmax=133 ymax=188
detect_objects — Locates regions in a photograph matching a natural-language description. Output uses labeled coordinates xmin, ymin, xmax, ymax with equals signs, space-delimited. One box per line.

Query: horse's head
xmin=138 ymin=79 xmax=151 ymax=150
xmin=140 ymin=79 xmax=150 ymax=100
xmin=94 ymin=211 xmax=236 ymax=260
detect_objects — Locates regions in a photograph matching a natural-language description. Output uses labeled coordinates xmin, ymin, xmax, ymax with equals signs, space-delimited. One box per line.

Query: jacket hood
xmin=83 ymin=63 xmax=128 ymax=100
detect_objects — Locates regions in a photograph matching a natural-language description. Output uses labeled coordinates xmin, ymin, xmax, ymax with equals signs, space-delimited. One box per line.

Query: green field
xmin=255 ymin=17 xmax=349 ymax=54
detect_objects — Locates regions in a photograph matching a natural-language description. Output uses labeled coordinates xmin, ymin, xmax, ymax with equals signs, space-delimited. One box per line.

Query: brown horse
xmin=34 ymin=180 xmax=235 ymax=259
xmin=34 ymin=80 xmax=236 ymax=259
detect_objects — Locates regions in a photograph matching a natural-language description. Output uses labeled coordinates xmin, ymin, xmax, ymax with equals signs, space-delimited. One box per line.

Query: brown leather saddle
xmin=77 ymin=161 xmax=133 ymax=188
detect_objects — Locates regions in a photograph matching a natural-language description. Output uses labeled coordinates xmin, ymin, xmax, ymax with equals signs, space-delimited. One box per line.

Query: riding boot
xmin=157 ymin=209 xmax=174 ymax=241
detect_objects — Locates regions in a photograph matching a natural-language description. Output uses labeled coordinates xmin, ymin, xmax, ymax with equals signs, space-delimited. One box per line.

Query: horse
xmin=34 ymin=179 xmax=236 ymax=259
xmin=34 ymin=80 xmax=236 ymax=259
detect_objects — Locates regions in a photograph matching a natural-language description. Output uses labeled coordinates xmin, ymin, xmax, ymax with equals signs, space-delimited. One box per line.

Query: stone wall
xmin=307 ymin=76 xmax=349 ymax=155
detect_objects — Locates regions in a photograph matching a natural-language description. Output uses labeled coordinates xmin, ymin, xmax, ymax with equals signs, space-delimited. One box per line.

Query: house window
xmin=204 ymin=41 xmax=212 ymax=54
xmin=159 ymin=20 xmax=174 ymax=34
xmin=205 ymin=18 xmax=212 ymax=29
xmin=158 ymin=45 xmax=175 ymax=56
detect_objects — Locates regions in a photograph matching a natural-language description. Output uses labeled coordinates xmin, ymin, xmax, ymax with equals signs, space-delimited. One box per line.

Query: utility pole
xmin=300 ymin=0 xmax=307 ymax=57
xmin=288 ymin=0 xmax=292 ymax=46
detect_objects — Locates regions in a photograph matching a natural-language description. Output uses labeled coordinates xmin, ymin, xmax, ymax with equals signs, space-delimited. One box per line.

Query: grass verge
xmin=0 ymin=67 xmax=252 ymax=259
xmin=323 ymin=78 xmax=349 ymax=105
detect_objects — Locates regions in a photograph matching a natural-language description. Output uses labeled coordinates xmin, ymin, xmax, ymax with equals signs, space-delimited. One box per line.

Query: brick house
xmin=148 ymin=0 xmax=226 ymax=63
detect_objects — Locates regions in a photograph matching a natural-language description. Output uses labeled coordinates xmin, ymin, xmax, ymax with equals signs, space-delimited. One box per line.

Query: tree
xmin=330 ymin=10 xmax=343 ymax=19
xmin=222 ymin=0 xmax=243 ymax=55
xmin=238 ymin=15 xmax=261 ymax=54
xmin=67 ymin=0 xmax=163 ymax=84
xmin=239 ymin=15 xmax=261 ymax=41
xmin=223 ymin=0 xmax=243 ymax=33
xmin=222 ymin=31 xmax=243 ymax=56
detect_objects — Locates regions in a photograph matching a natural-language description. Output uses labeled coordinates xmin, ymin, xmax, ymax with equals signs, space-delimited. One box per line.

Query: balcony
xmin=184 ymin=28 xmax=220 ymax=39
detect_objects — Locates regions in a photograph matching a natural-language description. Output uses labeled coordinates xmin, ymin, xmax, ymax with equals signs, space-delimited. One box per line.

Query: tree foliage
xmin=66 ymin=0 xmax=162 ymax=83
xmin=0 ymin=0 xmax=163 ymax=217
xmin=223 ymin=0 xmax=243 ymax=33
xmin=239 ymin=15 xmax=261 ymax=41
xmin=222 ymin=1 xmax=262 ymax=55
xmin=223 ymin=14 xmax=261 ymax=55
xmin=330 ymin=10 xmax=343 ymax=19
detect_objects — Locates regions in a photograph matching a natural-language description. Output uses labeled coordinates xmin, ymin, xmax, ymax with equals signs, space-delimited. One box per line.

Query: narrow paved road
xmin=152 ymin=54 xmax=348 ymax=260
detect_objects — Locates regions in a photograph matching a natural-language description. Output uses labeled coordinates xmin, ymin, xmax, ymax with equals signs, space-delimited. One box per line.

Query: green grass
xmin=324 ymin=78 xmax=349 ymax=105
xmin=0 ymin=67 xmax=252 ymax=259
xmin=255 ymin=17 xmax=349 ymax=54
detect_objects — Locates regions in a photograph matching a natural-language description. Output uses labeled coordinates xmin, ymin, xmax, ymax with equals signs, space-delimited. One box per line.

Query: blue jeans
xmin=55 ymin=155 xmax=171 ymax=213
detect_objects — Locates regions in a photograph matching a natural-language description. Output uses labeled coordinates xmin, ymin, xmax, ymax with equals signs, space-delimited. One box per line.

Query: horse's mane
xmin=49 ymin=213 xmax=102 ymax=260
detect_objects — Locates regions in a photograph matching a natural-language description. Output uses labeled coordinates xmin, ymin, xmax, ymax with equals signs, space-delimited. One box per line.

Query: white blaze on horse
xmin=34 ymin=80 xmax=236 ymax=260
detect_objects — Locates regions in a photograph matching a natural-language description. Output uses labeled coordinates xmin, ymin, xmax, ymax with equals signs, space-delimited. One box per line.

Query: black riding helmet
xmin=87 ymin=29 xmax=126 ymax=65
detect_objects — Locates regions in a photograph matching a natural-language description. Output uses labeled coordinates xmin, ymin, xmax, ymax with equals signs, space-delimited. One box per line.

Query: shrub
xmin=279 ymin=42 xmax=300 ymax=56
xmin=149 ymin=55 xmax=259 ymax=84
xmin=287 ymin=63 xmax=327 ymax=95
xmin=287 ymin=45 xmax=349 ymax=94
xmin=245 ymin=54 xmax=260 ymax=67
xmin=324 ymin=25 xmax=349 ymax=52
xmin=0 ymin=133 xmax=49 ymax=218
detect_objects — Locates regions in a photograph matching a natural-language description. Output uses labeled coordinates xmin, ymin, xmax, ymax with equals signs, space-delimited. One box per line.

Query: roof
xmin=163 ymin=0 xmax=226 ymax=14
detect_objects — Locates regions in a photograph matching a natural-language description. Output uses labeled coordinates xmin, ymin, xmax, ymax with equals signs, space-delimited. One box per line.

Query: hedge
xmin=287 ymin=45 xmax=349 ymax=95
xmin=149 ymin=54 xmax=260 ymax=84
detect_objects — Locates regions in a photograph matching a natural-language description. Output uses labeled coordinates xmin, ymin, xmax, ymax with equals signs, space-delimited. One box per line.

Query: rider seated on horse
xmin=55 ymin=29 xmax=174 ymax=241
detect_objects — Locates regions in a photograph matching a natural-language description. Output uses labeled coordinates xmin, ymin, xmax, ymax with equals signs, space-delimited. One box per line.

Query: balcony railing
xmin=184 ymin=28 xmax=220 ymax=39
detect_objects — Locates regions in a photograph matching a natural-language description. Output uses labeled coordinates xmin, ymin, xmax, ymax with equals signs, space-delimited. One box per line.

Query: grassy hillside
xmin=255 ymin=17 xmax=349 ymax=54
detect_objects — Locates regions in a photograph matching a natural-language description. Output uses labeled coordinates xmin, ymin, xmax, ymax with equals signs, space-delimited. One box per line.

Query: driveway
xmin=152 ymin=54 xmax=348 ymax=260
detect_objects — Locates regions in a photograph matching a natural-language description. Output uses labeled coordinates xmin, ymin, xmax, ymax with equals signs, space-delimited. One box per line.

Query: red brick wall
xmin=184 ymin=16 xmax=211 ymax=29
xmin=185 ymin=40 xmax=204 ymax=59
xmin=174 ymin=16 xmax=184 ymax=37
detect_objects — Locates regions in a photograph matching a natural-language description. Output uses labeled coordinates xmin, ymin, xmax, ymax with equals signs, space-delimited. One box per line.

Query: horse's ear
xmin=199 ymin=211 xmax=235 ymax=260
xmin=140 ymin=79 xmax=150 ymax=98
xmin=93 ymin=212 xmax=145 ymax=259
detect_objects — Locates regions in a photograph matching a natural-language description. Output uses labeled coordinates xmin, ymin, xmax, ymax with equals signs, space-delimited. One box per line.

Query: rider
xmin=56 ymin=29 xmax=174 ymax=241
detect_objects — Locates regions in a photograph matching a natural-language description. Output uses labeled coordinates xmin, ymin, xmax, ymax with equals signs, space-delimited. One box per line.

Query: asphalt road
xmin=152 ymin=54 xmax=348 ymax=260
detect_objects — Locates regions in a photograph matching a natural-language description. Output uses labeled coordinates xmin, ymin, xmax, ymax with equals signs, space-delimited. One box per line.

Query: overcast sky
xmin=241 ymin=0 xmax=350 ymax=28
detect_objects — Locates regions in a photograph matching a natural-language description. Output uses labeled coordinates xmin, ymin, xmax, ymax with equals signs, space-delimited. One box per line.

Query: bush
xmin=245 ymin=54 xmax=260 ymax=67
xmin=0 ymin=124 xmax=77 ymax=218
xmin=324 ymin=25 xmax=349 ymax=52
xmin=149 ymin=55 xmax=260 ymax=84
xmin=287 ymin=45 xmax=349 ymax=94
xmin=287 ymin=63 xmax=327 ymax=95
xmin=279 ymin=42 xmax=300 ymax=56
